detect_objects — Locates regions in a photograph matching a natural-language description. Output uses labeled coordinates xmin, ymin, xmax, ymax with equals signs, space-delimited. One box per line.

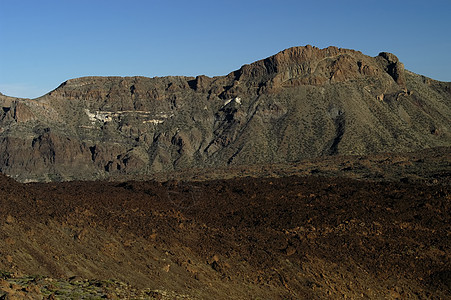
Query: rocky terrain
xmin=0 ymin=45 xmax=450 ymax=182
xmin=0 ymin=149 xmax=450 ymax=299
xmin=0 ymin=45 xmax=450 ymax=298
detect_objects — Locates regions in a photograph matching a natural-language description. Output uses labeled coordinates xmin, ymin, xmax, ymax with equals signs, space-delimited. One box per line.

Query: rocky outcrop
xmin=230 ymin=46 xmax=391 ymax=91
xmin=1 ymin=101 xmax=36 ymax=123
xmin=378 ymin=52 xmax=406 ymax=86
xmin=0 ymin=46 xmax=450 ymax=182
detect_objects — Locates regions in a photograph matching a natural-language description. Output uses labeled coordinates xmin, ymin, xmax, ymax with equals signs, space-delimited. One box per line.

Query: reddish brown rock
xmin=0 ymin=46 xmax=449 ymax=182
xmin=378 ymin=52 xmax=406 ymax=86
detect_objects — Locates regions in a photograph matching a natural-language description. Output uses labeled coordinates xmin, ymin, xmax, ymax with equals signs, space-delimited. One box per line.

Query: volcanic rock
xmin=0 ymin=45 xmax=449 ymax=182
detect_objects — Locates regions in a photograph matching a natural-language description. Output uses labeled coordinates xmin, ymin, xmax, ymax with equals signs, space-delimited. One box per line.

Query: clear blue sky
xmin=1 ymin=0 xmax=450 ymax=98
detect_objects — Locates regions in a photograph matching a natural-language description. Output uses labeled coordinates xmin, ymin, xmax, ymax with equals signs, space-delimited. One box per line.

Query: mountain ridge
xmin=0 ymin=45 xmax=450 ymax=182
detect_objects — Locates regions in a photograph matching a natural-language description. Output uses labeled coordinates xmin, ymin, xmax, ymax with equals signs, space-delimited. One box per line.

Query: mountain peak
xmin=378 ymin=51 xmax=406 ymax=86
xmin=50 ymin=46 xmax=407 ymax=100
xmin=229 ymin=45 xmax=407 ymax=91
xmin=0 ymin=46 xmax=449 ymax=182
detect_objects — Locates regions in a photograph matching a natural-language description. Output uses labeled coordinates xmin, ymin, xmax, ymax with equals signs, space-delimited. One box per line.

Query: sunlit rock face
xmin=0 ymin=46 xmax=450 ymax=182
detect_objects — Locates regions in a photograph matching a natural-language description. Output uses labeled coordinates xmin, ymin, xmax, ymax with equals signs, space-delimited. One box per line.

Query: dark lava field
xmin=0 ymin=148 xmax=450 ymax=299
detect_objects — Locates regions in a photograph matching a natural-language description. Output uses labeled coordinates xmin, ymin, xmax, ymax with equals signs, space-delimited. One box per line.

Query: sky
xmin=0 ymin=0 xmax=450 ymax=99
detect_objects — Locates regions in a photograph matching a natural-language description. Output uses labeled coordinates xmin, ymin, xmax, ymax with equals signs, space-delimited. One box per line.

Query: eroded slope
xmin=0 ymin=46 xmax=450 ymax=182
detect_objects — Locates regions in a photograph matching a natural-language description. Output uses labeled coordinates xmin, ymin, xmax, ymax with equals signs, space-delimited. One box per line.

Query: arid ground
xmin=0 ymin=148 xmax=450 ymax=299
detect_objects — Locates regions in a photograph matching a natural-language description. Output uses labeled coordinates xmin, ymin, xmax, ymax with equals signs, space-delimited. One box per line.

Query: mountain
xmin=0 ymin=45 xmax=450 ymax=182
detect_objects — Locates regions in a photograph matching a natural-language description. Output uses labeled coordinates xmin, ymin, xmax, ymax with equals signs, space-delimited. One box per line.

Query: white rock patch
xmin=222 ymin=97 xmax=242 ymax=108
xmin=84 ymin=109 xmax=172 ymax=125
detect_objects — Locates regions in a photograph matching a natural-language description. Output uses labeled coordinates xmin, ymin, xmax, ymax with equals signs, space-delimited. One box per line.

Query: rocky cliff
xmin=1 ymin=45 xmax=450 ymax=182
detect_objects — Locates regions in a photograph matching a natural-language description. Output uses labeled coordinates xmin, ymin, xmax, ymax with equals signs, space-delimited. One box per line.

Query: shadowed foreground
xmin=0 ymin=150 xmax=450 ymax=299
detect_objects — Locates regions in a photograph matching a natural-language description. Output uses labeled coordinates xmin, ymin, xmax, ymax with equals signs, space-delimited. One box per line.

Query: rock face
xmin=0 ymin=45 xmax=450 ymax=182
